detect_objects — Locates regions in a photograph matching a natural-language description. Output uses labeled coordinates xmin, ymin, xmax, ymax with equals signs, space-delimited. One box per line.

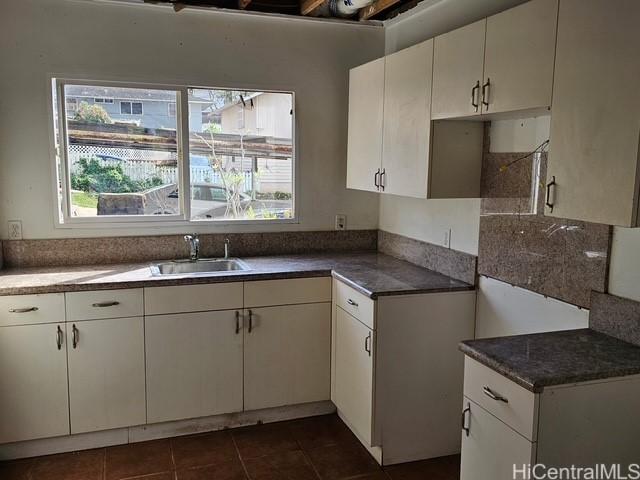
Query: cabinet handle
xmin=72 ymin=324 xmax=79 ymax=349
xmin=481 ymin=78 xmax=490 ymax=108
xmin=247 ymin=310 xmax=253 ymax=333
xmin=347 ymin=299 xmax=359 ymax=307
xmin=482 ymin=386 xmax=509 ymax=403
xmin=56 ymin=325 xmax=63 ymax=350
xmin=235 ymin=311 xmax=240 ymax=335
xmin=374 ymin=168 xmax=380 ymax=189
xmin=471 ymin=80 xmax=480 ymax=111
xmin=380 ymin=169 xmax=386 ymax=191
xmin=545 ymin=176 xmax=556 ymax=213
xmin=91 ymin=301 xmax=120 ymax=308
xmin=461 ymin=404 xmax=471 ymax=437
xmin=364 ymin=332 xmax=372 ymax=356
xmin=8 ymin=307 xmax=39 ymax=313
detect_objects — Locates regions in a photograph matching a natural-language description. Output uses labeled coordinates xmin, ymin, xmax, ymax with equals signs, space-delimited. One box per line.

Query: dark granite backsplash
xmin=478 ymin=139 xmax=612 ymax=308
xmin=1 ymin=230 xmax=377 ymax=268
xmin=378 ymin=230 xmax=477 ymax=285
xmin=590 ymin=291 xmax=640 ymax=347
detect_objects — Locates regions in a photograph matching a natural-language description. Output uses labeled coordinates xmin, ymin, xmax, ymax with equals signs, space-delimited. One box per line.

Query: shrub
xmin=71 ymin=157 xmax=162 ymax=194
xmin=74 ymin=102 xmax=112 ymax=124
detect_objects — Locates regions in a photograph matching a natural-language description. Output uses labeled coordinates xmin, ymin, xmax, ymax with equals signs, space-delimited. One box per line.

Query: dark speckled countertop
xmin=460 ymin=329 xmax=640 ymax=393
xmin=0 ymin=252 xmax=473 ymax=298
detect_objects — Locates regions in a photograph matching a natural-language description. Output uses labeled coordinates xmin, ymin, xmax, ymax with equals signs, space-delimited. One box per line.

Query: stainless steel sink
xmin=150 ymin=258 xmax=251 ymax=276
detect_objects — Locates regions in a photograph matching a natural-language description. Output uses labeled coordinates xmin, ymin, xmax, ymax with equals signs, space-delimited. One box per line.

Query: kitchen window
xmin=51 ymin=79 xmax=296 ymax=226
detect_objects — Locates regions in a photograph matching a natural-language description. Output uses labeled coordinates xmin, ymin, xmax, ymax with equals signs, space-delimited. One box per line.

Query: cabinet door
xmin=67 ymin=317 xmax=146 ymax=434
xmin=346 ymin=57 xmax=384 ymax=193
xmin=244 ymin=303 xmax=331 ymax=411
xmin=546 ymin=0 xmax=640 ymax=226
xmin=333 ymin=306 xmax=375 ymax=445
xmin=0 ymin=324 xmax=69 ymax=443
xmin=482 ymin=0 xmax=557 ymax=114
xmin=432 ymin=20 xmax=486 ymax=119
xmin=382 ymin=39 xmax=433 ymax=198
xmin=460 ymin=398 xmax=535 ymax=480
xmin=145 ymin=310 xmax=243 ymax=423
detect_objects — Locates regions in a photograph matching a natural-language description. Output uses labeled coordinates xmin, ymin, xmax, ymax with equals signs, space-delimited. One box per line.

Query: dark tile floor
xmin=0 ymin=414 xmax=460 ymax=480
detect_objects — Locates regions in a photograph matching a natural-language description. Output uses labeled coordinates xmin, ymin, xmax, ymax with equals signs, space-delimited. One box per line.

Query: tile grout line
xmin=230 ymin=430 xmax=252 ymax=480
xmin=289 ymin=428 xmax=323 ymax=480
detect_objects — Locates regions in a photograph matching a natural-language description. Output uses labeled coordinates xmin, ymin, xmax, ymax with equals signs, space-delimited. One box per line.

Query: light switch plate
xmin=335 ymin=214 xmax=346 ymax=231
xmin=8 ymin=220 xmax=23 ymax=240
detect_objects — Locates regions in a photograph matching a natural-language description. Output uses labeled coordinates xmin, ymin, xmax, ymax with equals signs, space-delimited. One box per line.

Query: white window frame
xmin=94 ymin=97 xmax=114 ymax=104
xmin=50 ymin=78 xmax=298 ymax=228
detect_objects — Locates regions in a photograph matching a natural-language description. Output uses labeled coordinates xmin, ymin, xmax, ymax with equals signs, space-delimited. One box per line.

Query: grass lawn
xmin=72 ymin=191 xmax=98 ymax=209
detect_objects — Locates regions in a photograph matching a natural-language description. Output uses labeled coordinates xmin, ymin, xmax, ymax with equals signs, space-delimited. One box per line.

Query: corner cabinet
xmin=545 ymin=0 xmax=640 ymax=226
xmin=347 ymin=39 xmax=484 ymax=199
xmin=331 ymin=279 xmax=476 ymax=465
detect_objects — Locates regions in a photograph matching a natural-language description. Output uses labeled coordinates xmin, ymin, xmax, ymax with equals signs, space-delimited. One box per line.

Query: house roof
xmin=213 ymin=92 xmax=264 ymax=114
xmin=65 ymin=85 xmax=212 ymax=104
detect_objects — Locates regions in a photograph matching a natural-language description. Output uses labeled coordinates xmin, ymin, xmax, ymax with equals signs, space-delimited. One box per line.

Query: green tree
xmin=74 ymin=102 xmax=112 ymax=124
xmin=71 ymin=157 xmax=162 ymax=193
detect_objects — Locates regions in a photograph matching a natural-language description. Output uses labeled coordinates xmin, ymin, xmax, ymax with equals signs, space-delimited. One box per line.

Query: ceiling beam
xmin=358 ymin=0 xmax=400 ymax=19
xmin=300 ymin=0 xmax=325 ymax=15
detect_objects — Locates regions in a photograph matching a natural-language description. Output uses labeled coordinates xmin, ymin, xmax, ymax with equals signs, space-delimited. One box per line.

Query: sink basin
xmin=150 ymin=258 xmax=251 ymax=276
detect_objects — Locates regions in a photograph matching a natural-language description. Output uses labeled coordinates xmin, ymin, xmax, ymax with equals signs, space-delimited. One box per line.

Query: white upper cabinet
xmin=546 ymin=0 xmax=640 ymax=226
xmin=432 ymin=20 xmax=486 ymax=120
xmin=346 ymin=57 xmax=385 ymax=193
xmin=382 ymin=40 xmax=434 ymax=198
xmin=482 ymin=0 xmax=558 ymax=114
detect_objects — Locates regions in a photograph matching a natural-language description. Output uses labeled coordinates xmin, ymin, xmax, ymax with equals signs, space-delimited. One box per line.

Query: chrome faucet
xmin=224 ymin=238 xmax=230 ymax=259
xmin=184 ymin=234 xmax=200 ymax=261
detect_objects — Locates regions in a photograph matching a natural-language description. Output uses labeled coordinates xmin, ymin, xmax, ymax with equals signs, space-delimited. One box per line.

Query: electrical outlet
xmin=443 ymin=228 xmax=451 ymax=248
xmin=8 ymin=220 xmax=23 ymax=240
xmin=335 ymin=214 xmax=346 ymax=231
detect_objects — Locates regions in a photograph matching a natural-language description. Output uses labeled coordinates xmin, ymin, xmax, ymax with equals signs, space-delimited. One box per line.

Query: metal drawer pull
xmin=56 ymin=325 xmax=63 ymax=350
xmin=461 ymin=404 xmax=471 ymax=436
xmin=380 ymin=169 xmax=386 ymax=191
xmin=482 ymin=386 xmax=508 ymax=403
xmin=374 ymin=168 xmax=380 ymax=189
xmin=364 ymin=332 xmax=372 ymax=356
xmin=9 ymin=307 xmax=39 ymax=313
xmin=471 ymin=81 xmax=480 ymax=110
xmin=347 ymin=299 xmax=359 ymax=307
xmin=247 ymin=310 xmax=253 ymax=333
xmin=91 ymin=301 xmax=120 ymax=308
xmin=545 ymin=176 xmax=556 ymax=213
xmin=72 ymin=324 xmax=79 ymax=349
xmin=235 ymin=311 xmax=240 ymax=335
xmin=481 ymin=78 xmax=490 ymax=108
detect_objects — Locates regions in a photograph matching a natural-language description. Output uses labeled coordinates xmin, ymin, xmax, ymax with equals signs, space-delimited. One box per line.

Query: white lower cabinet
xmin=460 ymin=398 xmax=535 ymax=480
xmin=461 ymin=357 xmax=640 ymax=479
xmin=145 ymin=310 xmax=244 ymax=423
xmin=0 ymin=323 xmax=70 ymax=444
xmin=244 ymin=303 xmax=331 ymax=411
xmin=332 ymin=279 xmax=477 ymax=465
xmin=333 ymin=306 xmax=375 ymax=446
xmin=67 ymin=316 xmax=146 ymax=434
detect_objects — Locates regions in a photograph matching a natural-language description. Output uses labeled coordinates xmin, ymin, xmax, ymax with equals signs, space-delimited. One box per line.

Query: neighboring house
xmin=65 ymin=85 xmax=211 ymax=131
xmin=218 ymin=92 xmax=292 ymax=140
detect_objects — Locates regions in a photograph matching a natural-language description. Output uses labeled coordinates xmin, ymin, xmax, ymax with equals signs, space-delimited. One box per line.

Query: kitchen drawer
xmin=144 ymin=283 xmax=243 ymax=315
xmin=0 ymin=293 xmax=65 ymax=327
xmin=463 ymin=357 xmax=539 ymax=441
xmin=244 ymin=277 xmax=331 ymax=308
xmin=66 ymin=289 xmax=144 ymax=321
xmin=334 ymin=279 xmax=375 ymax=330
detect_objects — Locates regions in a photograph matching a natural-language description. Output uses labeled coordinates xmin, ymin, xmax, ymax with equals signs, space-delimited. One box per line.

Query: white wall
xmin=0 ymin=0 xmax=384 ymax=239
